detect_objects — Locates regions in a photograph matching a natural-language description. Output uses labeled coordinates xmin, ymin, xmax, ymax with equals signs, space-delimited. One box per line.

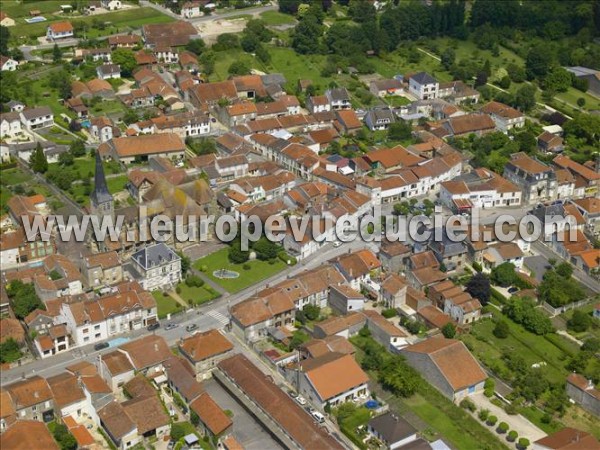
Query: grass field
xmin=152 ymin=291 xmax=182 ymax=319
xmin=193 ymin=248 xmax=288 ymax=293
xmin=1 ymin=168 xmax=30 ymax=186
xmin=9 ymin=6 xmax=173 ymax=43
xmin=259 ymin=10 xmax=297 ymax=26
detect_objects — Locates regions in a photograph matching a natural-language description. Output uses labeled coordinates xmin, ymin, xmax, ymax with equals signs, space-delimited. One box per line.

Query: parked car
xmin=164 ymin=323 xmax=178 ymax=331
xmin=295 ymin=395 xmax=307 ymax=406
xmin=333 ymin=241 xmax=342 ymax=248
xmin=147 ymin=322 xmax=160 ymax=331
xmin=288 ymin=390 xmax=298 ymax=398
xmin=305 ymin=406 xmax=316 ymax=414
xmin=508 ymin=287 xmax=519 ymax=294
xmin=311 ymin=411 xmax=325 ymax=423
xmin=93 ymin=342 xmax=109 ymax=351
xmin=186 ymin=324 xmax=198 ymax=332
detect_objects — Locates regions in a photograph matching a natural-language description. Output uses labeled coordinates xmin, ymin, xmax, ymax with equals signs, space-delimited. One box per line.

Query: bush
xmin=508 ymin=430 xmax=518 ymax=442
xmin=176 ymin=286 xmax=182 ymax=294
xmin=460 ymin=398 xmax=476 ymax=412
xmin=486 ymin=415 xmax=498 ymax=426
xmin=497 ymin=422 xmax=509 ymax=434
xmin=493 ymin=320 xmax=509 ymax=338
xmin=381 ymin=308 xmax=397 ymax=319
xmin=199 ymin=265 xmax=208 ymax=272
xmin=478 ymin=409 xmax=489 ymax=421
xmin=278 ymin=251 xmax=297 ymax=265
xmin=518 ymin=438 xmax=530 ymax=449
xmin=504 ymin=403 xmax=518 ymax=415
xmin=242 ymin=263 xmax=251 ymax=270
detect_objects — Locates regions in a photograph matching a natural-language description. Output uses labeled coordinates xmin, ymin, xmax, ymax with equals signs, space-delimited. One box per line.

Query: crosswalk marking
xmin=206 ymin=311 xmax=229 ymax=328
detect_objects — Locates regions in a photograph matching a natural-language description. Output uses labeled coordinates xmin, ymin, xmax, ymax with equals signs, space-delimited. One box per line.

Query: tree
xmin=58 ymin=152 xmax=74 ymax=166
xmin=122 ymin=109 xmax=139 ymax=125
xmin=577 ymin=97 xmax=586 ymax=107
xmin=228 ymin=243 xmax=249 ymax=264
xmin=112 ymin=48 xmax=137 ymax=77
xmin=199 ymin=50 xmax=216 ymax=75
xmin=241 ymin=33 xmax=260 ymax=53
xmin=0 ymin=25 xmax=10 ymax=56
xmin=513 ymin=84 xmax=537 ymax=111
xmin=348 ymin=0 xmax=376 ymax=23
xmin=214 ymin=33 xmax=240 ymax=51
xmin=255 ymin=44 xmax=271 ymax=64
xmin=244 ymin=19 xmax=273 ymax=42
xmin=441 ymin=48 xmax=455 ymax=70
xmin=568 ymin=310 xmax=592 ymax=333
xmin=51 ymin=423 xmax=77 ymax=450
xmin=252 ymin=237 xmax=279 ymax=260
xmin=52 ymin=43 xmax=62 ymax=63
xmin=303 ymin=304 xmax=320 ymax=321
xmin=441 ymin=322 xmax=456 ymax=338
xmin=0 ymin=338 xmax=22 ymax=363
xmin=515 ymin=130 xmax=537 ymax=153
xmin=491 ymin=262 xmax=518 ymax=287
xmin=69 ymin=120 xmax=82 ymax=132
xmin=543 ymin=67 xmax=572 ymax=92
xmin=563 ymin=114 xmax=600 ymax=145
xmin=387 ymin=120 xmax=412 ymax=142
xmin=581 ymin=337 xmax=600 ymax=353
xmin=177 ymin=251 xmax=191 ymax=276
xmin=185 ymin=38 xmax=206 ymax=56
xmin=526 ymin=45 xmax=553 ymax=80
xmin=493 ymin=320 xmax=509 ymax=338
xmin=6 ymin=280 xmax=45 ymax=320
xmin=228 ymin=60 xmax=250 ymax=76
xmin=69 ymin=140 xmax=86 ymax=157
xmin=30 ymin=143 xmax=48 ymax=173
xmin=292 ymin=15 xmax=323 ymax=54
xmin=279 ymin=0 xmax=300 ymax=14
xmin=555 ymin=262 xmax=573 ymax=278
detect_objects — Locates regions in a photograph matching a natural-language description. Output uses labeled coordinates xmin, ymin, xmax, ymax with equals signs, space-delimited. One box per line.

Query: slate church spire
xmin=90 ymin=151 xmax=114 ymax=218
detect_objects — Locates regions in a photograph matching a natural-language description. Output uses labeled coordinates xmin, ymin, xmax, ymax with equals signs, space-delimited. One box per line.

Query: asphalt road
xmin=0 ymin=239 xmax=375 ymax=386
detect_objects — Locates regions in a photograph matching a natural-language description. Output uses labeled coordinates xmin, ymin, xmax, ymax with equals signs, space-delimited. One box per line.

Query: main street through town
xmin=0 ymin=238 xmax=375 ymax=386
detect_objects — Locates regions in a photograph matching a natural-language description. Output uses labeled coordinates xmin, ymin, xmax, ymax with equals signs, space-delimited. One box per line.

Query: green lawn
xmin=1 ymin=1 xmax=67 ymax=18
xmin=152 ymin=291 xmax=182 ymax=319
xmin=259 ymin=10 xmax=297 ymax=26
xmin=176 ymin=282 xmax=220 ymax=306
xmin=88 ymin=100 xmax=127 ymax=118
xmin=193 ymin=248 xmax=288 ymax=293
xmin=460 ymin=311 xmax=578 ymax=385
xmin=10 ymin=7 xmax=173 ymax=43
xmin=47 ymin=157 xmax=120 ymax=181
xmin=335 ymin=406 xmax=372 ymax=450
xmin=1 ymin=168 xmax=30 ymax=186
xmin=381 ymin=95 xmax=412 ymax=107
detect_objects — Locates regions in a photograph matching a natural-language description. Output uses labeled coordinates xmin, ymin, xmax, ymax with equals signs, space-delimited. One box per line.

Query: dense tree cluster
xmin=502 ymin=297 xmax=554 ymax=335
xmin=6 ymin=280 xmax=45 ymax=320
xmin=538 ymin=264 xmax=585 ymax=307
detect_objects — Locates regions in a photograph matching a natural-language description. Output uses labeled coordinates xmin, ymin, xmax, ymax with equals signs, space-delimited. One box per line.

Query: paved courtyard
xmin=469 ymin=393 xmax=547 ymax=444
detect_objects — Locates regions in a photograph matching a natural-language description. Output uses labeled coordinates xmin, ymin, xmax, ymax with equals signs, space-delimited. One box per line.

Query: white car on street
xmin=295 ymin=395 xmax=307 ymax=405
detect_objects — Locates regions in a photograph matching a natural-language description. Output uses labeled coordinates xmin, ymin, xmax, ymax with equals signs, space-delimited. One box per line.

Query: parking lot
xmin=203 ymin=378 xmax=282 ymax=450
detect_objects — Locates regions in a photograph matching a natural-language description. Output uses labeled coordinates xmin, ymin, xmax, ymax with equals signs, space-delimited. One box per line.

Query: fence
xmin=541 ymin=298 xmax=594 ymax=317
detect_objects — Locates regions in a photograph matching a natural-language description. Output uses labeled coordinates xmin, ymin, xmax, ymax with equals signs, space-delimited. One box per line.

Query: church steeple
xmin=90 ymin=151 xmax=114 ymax=217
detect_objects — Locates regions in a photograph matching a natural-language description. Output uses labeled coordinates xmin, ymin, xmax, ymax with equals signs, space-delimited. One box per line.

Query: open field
xmin=9 ymin=6 xmax=173 ymax=43
xmin=259 ymin=10 xmax=297 ymax=26
xmin=193 ymin=248 xmax=288 ymax=293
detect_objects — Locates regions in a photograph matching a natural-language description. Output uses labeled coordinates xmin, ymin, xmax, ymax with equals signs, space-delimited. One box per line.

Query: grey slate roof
xmin=21 ymin=106 xmax=53 ymax=120
xmin=411 ymin=72 xmax=437 ymax=85
xmin=132 ymin=243 xmax=179 ymax=270
xmin=91 ymin=151 xmax=114 ymax=206
xmin=326 ymin=88 xmax=350 ymax=102
xmin=368 ymin=412 xmax=417 ymax=444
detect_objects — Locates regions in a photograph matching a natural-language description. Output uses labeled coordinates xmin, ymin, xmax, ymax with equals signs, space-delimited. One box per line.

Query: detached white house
xmin=101 ymin=0 xmax=123 ymax=10
xmin=0 ymin=55 xmax=18 ymax=71
xmin=46 ymin=21 xmax=74 ymax=40
xmin=20 ymin=106 xmax=54 ymax=130
xmin=408 ymin=72 xmax=439 ymax=100
xmin=130 ymin=243 xmax=182 ymax=291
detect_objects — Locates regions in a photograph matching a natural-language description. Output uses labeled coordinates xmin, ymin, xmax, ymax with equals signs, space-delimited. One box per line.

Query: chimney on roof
xmin=154 ymin=343 xmax=158 ymax=352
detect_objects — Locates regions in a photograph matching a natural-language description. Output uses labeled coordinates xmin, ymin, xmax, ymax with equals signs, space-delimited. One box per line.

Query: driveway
xmin=203 ymin=378 xmax=282 ymax=450
xmin=524 ymin=255 xmax=550 ymax=284
xmin=469 ymin=393 xmax=547 ymax=443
